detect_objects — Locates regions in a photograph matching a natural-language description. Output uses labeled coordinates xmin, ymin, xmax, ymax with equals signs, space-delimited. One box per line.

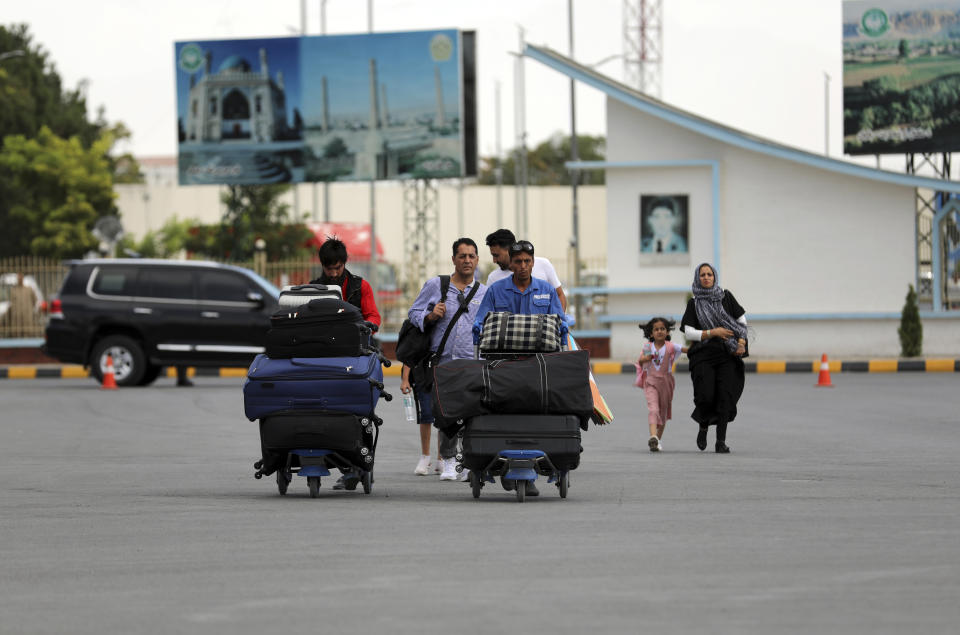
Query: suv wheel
xmin=90 ymin=335 xmax=146 ymax=387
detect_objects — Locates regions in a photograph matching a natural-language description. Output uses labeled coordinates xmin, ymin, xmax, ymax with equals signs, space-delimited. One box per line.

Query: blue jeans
xmin=416 ymin=388 xmax=457 ymax=459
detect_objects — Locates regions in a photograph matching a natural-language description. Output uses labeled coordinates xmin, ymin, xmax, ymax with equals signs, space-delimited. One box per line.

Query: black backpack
xmin=395 ymin=275 xmax=450 ymax=367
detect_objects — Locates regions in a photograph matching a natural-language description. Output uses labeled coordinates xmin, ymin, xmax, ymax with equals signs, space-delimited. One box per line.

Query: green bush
xmin=898 ymin=284 xmax=923 ymax=357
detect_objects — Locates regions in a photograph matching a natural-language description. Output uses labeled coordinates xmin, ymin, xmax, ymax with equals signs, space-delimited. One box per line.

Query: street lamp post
xmin=569 ymin=0 xmax=581 ymax=327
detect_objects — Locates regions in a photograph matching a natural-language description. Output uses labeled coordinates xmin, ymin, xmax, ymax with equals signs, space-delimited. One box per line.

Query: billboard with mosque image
xmin=175 ymin=29 xmax=476 ymax=185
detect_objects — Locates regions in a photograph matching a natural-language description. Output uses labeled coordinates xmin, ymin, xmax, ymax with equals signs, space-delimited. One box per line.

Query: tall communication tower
xmin=623 ymin=0 xmax=663 ymax=97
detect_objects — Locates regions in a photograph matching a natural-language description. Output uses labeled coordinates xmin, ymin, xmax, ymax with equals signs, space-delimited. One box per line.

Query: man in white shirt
xmin=484 ymin=228 xmax=567 ymax=312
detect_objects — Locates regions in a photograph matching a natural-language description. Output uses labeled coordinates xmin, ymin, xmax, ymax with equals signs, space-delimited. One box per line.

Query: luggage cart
xmin=460 ymin=314 xmax=577 ymax=502
xmin=257 ymin=412 xmax=381 ymax=498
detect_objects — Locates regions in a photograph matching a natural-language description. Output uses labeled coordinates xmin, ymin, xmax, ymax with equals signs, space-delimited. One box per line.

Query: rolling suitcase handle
xmin=367 ymin=377 xmax=393 ymax=401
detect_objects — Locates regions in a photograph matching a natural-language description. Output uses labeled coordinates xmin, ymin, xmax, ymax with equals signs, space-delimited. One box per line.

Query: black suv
xmin=44 ymin=259 xmax=280 ymax=386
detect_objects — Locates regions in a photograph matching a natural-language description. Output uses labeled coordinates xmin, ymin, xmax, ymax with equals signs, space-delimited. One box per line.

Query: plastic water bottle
xmin=402 ymin=393 xmax=417 ymax=424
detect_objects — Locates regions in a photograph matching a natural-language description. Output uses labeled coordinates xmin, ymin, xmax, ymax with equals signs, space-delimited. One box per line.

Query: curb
xmin=596 ymin=359 xmax=960 ymax=374
xmin=1 ymin=359 xmax=958 ymax=379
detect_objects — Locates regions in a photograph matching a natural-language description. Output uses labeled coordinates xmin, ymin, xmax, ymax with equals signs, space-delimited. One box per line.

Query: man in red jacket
xmin=310 ymin=237 xmax=381 ymax=328
xmin=310 ymin=237 xmax=382 ymax=491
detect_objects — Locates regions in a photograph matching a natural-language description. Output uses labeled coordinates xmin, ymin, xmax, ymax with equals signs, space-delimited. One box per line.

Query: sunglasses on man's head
xmin=509 ymin=240 xmax=534 ymax=253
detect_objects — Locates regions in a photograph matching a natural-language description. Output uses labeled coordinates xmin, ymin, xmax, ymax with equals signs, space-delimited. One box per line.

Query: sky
xmin=4 ymin=0 xmax=860 ymax=164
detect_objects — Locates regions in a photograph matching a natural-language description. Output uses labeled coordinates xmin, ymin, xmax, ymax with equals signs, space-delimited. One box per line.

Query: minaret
xmin=368 ymin=59 xmax=381 ymax=130
xmin=434 ymin=65 xmax=445 ymax=128
xmin=322 ymin=76 xmax=330 ymax=133
xmin=204 ymin=51 xmax=212 ymax=75
xmin=380 ymin=83 xmax=389 ymax=128
xmin=259 ymin=48 xmax=268 ymax=78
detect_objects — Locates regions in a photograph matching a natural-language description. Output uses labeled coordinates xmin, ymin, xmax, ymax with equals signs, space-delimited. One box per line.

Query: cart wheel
xmin=361 ymin=470 xmax=372 ymax=494
xmin=516 ymin=480 xmax=526 ymax=503
xmin=469 ymin=470 xmax=482 ymax=499
xmin=308 ymin=476 xmax=320 ymax=498
xmin=276 ymin=470 xmax=291 ymax=496
xmin=558 ymin=471 xmax=569 ymax=499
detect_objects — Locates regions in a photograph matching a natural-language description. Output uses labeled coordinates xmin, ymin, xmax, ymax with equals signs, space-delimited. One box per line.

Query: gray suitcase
xmin=278 ymin=283 xmax=342 ymax=309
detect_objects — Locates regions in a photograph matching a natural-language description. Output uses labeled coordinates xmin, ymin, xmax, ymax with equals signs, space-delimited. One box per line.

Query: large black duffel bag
xmin=461 ymin=414 xmax=582 ymax=471
xmin=266 ymin=298 xmax=373 ymax=358
xmin=431 ymin=350 xmax=593 ymax=427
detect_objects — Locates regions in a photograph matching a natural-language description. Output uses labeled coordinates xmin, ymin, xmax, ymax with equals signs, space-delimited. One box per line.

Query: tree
xmin=183 ymin=185 xmax=314 ymax=261
xmin=1 ymin=24 xmax=141 ymax=253
xmin=898 ymin=284 xmax=922 ymax=357
xmin=0 ymin=24 xmax=102 ymax=146
xmin=0 ymin=126 xmax=117 ymax=258
xmin=477 ymin=133 xmax=606 ymax=186
xmin=899 ymin=39 xmax=910 ymax=60
xmin=119 ymin=216 xmax=195 ymax=258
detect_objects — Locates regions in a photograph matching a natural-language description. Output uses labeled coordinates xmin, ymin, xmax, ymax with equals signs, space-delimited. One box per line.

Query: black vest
xmin=311 ymin=269 xmax=364 ymax=312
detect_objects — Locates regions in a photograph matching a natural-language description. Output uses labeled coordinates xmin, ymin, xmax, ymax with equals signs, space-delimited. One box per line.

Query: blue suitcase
xmin=244 ymin=353 xmax=385 ymax=421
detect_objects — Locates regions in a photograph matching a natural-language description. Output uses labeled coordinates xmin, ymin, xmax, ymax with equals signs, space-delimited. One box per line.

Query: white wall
xmin=116 ymin=177 xmax=606 ymax=287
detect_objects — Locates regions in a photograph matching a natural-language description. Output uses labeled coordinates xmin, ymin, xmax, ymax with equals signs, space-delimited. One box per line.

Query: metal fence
xmin=0 ymin=256 xmax=70 ymax=339
xmin=0 ymin=254 xmax=608 ymax=342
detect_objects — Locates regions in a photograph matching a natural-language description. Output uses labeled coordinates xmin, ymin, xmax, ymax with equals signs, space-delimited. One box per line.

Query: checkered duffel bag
xmin=478 ymin=312 xmax=563 ymax=354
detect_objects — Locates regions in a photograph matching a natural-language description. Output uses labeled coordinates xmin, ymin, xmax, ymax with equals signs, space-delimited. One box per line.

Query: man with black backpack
xmin=400 ymin=238 xmax=486 ymax=481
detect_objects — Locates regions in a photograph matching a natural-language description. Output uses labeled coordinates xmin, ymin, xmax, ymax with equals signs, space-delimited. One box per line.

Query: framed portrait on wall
xmin=639 ymin=194 xmax=689 ymax=265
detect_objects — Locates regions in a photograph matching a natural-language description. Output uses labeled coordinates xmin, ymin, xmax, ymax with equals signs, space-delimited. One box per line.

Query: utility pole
xmin=824 ymin=72 xmax=831 ymax=156
xmin=321 ymin=0 xmax=330 ymax=222
xmin=515 ymin=26 xmax=529 ymax=238
xmin=495 ymin=80 xmax=504 ymax=228
xmin=367 ymin=0 xmax=377 ymax=296
xmin=569 ymin=0 xmax=581 ymax=325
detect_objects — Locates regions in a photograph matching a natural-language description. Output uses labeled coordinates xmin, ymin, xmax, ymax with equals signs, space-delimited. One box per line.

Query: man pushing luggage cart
xmin=438 ymin=239 xmax=590 ymax=502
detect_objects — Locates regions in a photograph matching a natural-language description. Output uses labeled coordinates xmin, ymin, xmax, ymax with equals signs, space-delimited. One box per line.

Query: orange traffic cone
xmin=101 ymin=354 xmax=118 ymax=390
xmin=814 ymin=353 xmax=834 ymax=388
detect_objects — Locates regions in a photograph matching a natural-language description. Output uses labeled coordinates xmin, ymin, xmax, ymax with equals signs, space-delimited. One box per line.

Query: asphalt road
xmin=0 ymin=372 xmax=957 ymax=634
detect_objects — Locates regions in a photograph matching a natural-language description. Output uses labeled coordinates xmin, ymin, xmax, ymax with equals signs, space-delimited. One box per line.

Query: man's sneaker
xmin=414 ymin=455 xmax=431 ymax=476
xmin=439 ymin=458 xmax=457 ymax=481
xmin=524 ymin=480 xmax=539 ymax=496
xmin=457 ymin=468 xmax=470 ymax=482
xmin=648 ymin=436 xmax=660 ymax=452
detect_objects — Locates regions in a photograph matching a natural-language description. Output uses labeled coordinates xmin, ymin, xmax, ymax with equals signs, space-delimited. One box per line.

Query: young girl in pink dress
xmin=637 ymin=317 xmax=687 ymax=452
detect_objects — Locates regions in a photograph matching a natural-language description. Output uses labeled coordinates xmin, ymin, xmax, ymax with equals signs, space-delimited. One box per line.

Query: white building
xmin=525 ymin=45 xmax=960 ymax=359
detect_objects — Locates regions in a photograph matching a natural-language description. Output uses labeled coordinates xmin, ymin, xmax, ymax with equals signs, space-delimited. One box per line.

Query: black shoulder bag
xmin=395 ymin=275 xmax=450 ymax=367
xmin=412 ymin=282 xmax=480 ymax=392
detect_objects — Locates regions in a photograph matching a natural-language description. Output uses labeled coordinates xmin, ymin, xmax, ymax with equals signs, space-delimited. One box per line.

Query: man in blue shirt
xmin=473 ymin=240 xmax=565 ymax=337
xmin=472 ymin=239 xmax=565 ymax=497
xmin=403 ymin=238 xmax=486 ymax=481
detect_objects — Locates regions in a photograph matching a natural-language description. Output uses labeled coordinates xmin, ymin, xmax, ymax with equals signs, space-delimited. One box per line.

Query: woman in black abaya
xmin=680 ymin=263 xmax=748 ymax=453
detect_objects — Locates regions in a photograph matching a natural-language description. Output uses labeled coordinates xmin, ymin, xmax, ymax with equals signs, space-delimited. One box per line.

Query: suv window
xmin=91 ymin=267 xmax=141 ymax=296
xmin=137 ymin=268 xmax=195 ymax=300
xmin=197 ymin=270 xmax=255 ymax=302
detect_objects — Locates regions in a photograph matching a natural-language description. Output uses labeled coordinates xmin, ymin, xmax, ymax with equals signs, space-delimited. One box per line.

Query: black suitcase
xmin=460 ymin=414 xmax=582 ymax=472
xmin=260 ymin=411 xmax=375 ymax=454
xmin=266 ymin=298 xmax=372 ymax=358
